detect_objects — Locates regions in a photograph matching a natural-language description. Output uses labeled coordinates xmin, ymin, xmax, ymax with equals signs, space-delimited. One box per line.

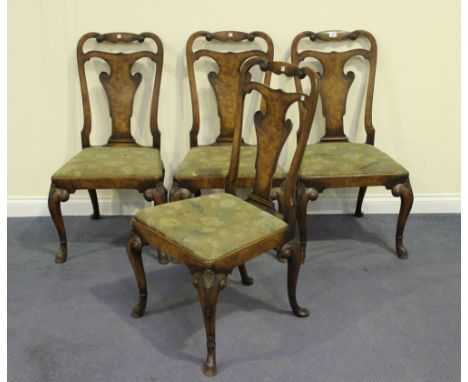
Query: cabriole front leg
xmin=391 ymin=179 xmax=414 ymax=259
xmin=126 ymin=230 xmax=148 ymax=318
xmin=48 ymin=183 xmax=70 ymax=264
xmin=280 ymin=240 xmax=309 ymax=318
xmin=297 ymin=185 xmax=319 ymax=261
xmin=192 ymin=269 xmax=227 ymax=377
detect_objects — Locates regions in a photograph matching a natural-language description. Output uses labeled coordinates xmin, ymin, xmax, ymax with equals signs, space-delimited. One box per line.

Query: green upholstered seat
xmin=299 ymin=142 xmax=408 ymax=178
xmin=135 ymin=193 xmax=287 ymax=262
xmin=52 ymin=147 xmax=163 ymax=179
xmin=174 ymin=145 xmax=285 ymax=179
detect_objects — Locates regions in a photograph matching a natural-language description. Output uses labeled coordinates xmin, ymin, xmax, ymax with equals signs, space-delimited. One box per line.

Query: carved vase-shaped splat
xmin=227 ymin=60 xmax=318 ymax=218
xmin=186 ymin=31 xmax=274 ymax=147
xmin=77 ymin=32 xmax=164 ymax=148
xmin=291 ymin=30 xmax=377 ymax=144
xmin=318 ymin=52 xmax=355 ymax=140
xmin=250 ymin=86 xmax=300 ymax=202
xmin=99 ymin=54 xmax=143 ymax=145
xmin=208 ymin=52 xmax=257 ymax=144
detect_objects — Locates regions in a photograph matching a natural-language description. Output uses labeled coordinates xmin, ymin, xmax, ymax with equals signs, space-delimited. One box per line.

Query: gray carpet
xmin=8 ymin=214 xmax=460 ymax=382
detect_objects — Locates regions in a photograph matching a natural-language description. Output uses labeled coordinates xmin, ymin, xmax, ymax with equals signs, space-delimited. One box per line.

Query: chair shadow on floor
xmin=8 ymin=217 xmax=399 ymax=373
xmin=29 ymin=216 xmax=134 ymax=262
xmin=88 ymin=253 xmax=398 ymax=373
xmin=303 ymin=214 xmax=397 ymax=257
xmin=89 ymin=255 xmax=312 ymax=370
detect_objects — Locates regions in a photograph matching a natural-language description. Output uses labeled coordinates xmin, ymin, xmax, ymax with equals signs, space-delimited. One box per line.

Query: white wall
xmin=7 ymin=0 xmax=460 ymax=216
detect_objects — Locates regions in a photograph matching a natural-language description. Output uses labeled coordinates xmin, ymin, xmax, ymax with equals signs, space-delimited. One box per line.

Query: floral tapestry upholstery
xmin=52 ymin=147 xmax=163 ymax=179
xmin=174 ymin=145 xmax=285 ymax=179
xmin=135 ymin=193 xmax=287 ymax=262
xmin=299 ymin=142 xmax=408 ymax=178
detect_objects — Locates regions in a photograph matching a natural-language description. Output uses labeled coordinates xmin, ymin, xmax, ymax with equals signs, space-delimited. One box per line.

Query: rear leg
xmin=354 ymin=187 xmax=367 ymax=217
xmin=88 ymin=189 xmax=100 ymax=219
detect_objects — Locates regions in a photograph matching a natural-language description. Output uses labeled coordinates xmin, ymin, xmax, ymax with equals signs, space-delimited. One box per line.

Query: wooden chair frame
xmin=291 ymin=30 xmax=413 ymax=259
xmin=49 ymin=32 xmax=166 ymax=264
xmin=126 ymin=59 xmax=319 ymax=376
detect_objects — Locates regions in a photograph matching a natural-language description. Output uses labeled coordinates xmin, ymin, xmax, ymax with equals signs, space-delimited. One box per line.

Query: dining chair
xmin=291 ymin=30 xmax=413 ymax=260
xmin=170 ymin=30 xmax=282 ymax=279
xmin=48 ymin=32 xmax=166 ymax=264
xmin=170 ymin=30 xmax=284 ymax=201
xmin=126 ymin=59 xmax=319 ymax=376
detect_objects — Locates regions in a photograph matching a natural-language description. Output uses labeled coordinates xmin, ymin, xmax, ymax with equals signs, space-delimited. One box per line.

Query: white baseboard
xmin=7 ymin=197 xmax=152 ymax=217
xmin=7 ymin=194 xmax=460 ymax=217
xmin=305 ymin=194 xmax=460 ymax=214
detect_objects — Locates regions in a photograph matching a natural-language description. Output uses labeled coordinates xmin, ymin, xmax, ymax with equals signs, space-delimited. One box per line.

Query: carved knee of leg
xmin=144 ymin=183 xmax=167 ymax=206
xmin=169 ymin=182 xmax=192 ymax=202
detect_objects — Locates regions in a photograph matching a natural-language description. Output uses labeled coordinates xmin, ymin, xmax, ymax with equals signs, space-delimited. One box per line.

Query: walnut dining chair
xmin=170 ymin=31 xmax=280 ymax=202
xmin=126 ymin=59 xmax=319 ymax=376
xmin=170 ymin=30 xmax=284 ymax=279
xmin=49 ymin=32 xmax=166 ymax=264
xmin=291 ymin=30 xmax=413 ymax=260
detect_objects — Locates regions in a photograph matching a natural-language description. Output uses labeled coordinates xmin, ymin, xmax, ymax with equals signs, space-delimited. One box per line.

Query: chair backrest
xmin=186 ymin=31 xmax=274 ymax=147
xmin=291 ymin=30 xmax=377 ymax=144
xmin=77 ymin=32 xmax=164 ymax=148
xmin=227 ymin=59 xmax=319 ymax=231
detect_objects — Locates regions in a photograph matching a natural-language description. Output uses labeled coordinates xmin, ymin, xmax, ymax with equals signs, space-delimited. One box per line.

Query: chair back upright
xmin=291 ymin=30 xmax=377 ymax=145
xmin=77 ymin=32 xmax=164 ymax=148
xmin=227 ymin=59 xmax=319 ymax=235
xmin=186 ymin=31 xmax=274 ymax=147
